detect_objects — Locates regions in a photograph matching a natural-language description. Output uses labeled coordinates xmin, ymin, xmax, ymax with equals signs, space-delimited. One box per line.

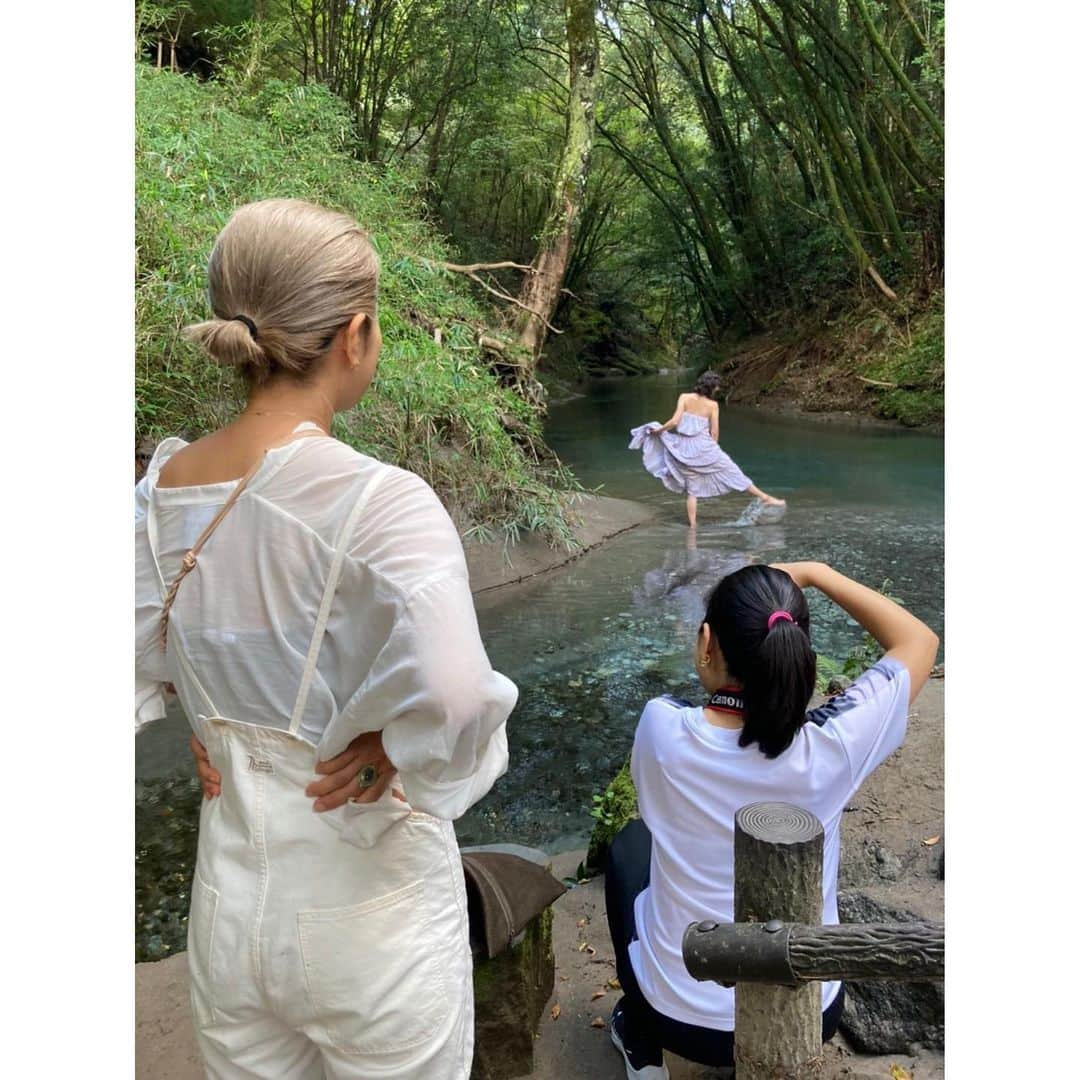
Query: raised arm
xmin=655 ymin=394 xmax=687 ymax=433
xmin=772 ymin=562 xmax=939 ymax=705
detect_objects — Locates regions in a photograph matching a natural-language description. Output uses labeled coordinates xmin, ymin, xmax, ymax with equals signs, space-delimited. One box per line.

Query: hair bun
xmin=182 ymin=316 xmax=268 ymax=372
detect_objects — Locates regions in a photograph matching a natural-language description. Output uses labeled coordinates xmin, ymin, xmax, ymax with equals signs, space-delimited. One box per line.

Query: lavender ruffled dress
xmin=629 ymin=412 xmax=752 ymax=497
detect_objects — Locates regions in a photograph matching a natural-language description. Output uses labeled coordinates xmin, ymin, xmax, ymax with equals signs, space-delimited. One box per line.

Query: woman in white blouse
xmin=135 ymin=199 xmax=517 ymax=1080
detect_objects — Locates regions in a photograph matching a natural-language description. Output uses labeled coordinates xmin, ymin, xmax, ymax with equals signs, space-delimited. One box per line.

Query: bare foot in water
xmin=746 ymin=484 xmax=786 ymax=507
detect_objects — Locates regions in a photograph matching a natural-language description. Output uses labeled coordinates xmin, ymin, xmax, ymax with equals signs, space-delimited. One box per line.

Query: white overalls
xmin=137 ymin=433 xmax=512 ymax=1079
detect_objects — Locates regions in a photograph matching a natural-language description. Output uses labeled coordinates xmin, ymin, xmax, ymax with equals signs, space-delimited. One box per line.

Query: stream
xmin=135 ymin=372 xmax=943 ymax=959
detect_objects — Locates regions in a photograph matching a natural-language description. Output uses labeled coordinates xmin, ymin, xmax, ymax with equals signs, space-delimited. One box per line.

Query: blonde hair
xmin=183 ymin=199 xmax=379 ymax=389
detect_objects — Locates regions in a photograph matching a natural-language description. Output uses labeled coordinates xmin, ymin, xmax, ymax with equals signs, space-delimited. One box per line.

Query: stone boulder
xmin=837 ymin=891 xmax=944 ymax=1054
xmin=464 ymin=844 xmax=558 ymax=1080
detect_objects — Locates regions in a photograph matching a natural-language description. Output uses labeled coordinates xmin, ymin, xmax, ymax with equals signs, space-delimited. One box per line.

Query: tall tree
xmin=516 ymin=0 xmax=600 ymax=363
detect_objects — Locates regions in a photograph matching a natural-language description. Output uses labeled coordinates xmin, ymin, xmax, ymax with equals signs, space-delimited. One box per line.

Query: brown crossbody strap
xmin=158 ymin=429 xmax=325 ymax=651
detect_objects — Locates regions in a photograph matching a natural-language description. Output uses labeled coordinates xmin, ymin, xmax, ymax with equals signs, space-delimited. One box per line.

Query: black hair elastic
xmin=229 ymin=314 xmax=258 ymax=341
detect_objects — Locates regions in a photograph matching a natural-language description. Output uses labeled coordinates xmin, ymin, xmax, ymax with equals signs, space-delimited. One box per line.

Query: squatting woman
xmin=604 ymin=562 xmax=938 ymax=1077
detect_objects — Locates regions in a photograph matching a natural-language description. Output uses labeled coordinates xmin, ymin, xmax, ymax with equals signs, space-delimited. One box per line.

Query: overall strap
xmin=157 ymin=429 xmax=325 ymax=652
xmin=146 ymin=472 xmax=225 ymax=718
xmin=289 ymin=469 xmax=385 ymax=736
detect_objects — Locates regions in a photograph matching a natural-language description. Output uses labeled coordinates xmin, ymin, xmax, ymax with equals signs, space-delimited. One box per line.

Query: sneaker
xmin=609 ymin=998 xmax=670 ymax=1080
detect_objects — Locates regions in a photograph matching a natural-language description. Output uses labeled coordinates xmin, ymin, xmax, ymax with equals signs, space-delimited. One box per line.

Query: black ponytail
xmin=703 ymin=566 xmax=816 ymax=758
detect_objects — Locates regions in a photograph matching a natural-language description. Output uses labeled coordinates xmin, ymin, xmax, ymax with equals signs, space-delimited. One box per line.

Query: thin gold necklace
xmin=245 ymin=407 xmax=332 ymax=434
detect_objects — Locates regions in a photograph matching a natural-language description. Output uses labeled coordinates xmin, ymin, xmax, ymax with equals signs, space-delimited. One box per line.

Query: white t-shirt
xmin=135 ymin=429 xmax=517 ymax=822
xmin=628 ymin=656 xmax=911 ymax=1029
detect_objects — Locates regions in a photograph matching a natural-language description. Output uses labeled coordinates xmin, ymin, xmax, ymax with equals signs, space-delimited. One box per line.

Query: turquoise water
xmin=135 ymin=374 xmax=943 ymax=954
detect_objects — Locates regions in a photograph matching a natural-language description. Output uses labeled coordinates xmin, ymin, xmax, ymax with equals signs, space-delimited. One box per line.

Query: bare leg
xmin=746 ymin=483 xmax=785 ymax=507
xmin=686 ymin=494 xmax=697 ymax=528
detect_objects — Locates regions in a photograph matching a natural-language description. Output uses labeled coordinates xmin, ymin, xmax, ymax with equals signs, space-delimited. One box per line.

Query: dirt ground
xmin=715 ymin=301 xmax=943 ymax=436
xmin=136 ymin=677 xmax=943 ymax=1079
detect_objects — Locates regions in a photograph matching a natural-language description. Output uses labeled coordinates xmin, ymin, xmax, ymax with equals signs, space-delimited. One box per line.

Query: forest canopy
xmin=137 ymin=0 xmax=944 ymax=461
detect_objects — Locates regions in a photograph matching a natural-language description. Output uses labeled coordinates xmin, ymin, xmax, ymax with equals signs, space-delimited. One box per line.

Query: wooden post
xmin=733 ymin=802 xmax=825 ymax=1079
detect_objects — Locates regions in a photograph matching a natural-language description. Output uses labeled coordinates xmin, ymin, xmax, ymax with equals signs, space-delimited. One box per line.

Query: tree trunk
xmin=516 ymin=0 xmax=599 ymax=365
xmin=733 ymin=803 xmax=825 ymax=1080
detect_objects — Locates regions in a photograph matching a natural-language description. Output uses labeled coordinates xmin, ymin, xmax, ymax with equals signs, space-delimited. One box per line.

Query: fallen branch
xmin=866 ymin=263 xmax=899 ymax=303
xmin=423 ymin=258 xmax=536 ymax=275
xmin=466 ymin=271 xmax=564 ymax=335
xmin=420 ymin=256 xmax=563 ymax=336
xmin=856 ymin=375 xmax=898 ymax=389
xmin=479 ymin=334 xmax=508 ymax=353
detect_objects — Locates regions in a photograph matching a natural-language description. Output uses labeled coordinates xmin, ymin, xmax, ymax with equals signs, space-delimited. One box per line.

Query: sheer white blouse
xmin=135 ymin=427 xmax=516 ymax=822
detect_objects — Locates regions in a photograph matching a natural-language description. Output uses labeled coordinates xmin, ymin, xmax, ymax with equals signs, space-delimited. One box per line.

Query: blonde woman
xmin=135 ymin=199 xmax=516 ymax=1079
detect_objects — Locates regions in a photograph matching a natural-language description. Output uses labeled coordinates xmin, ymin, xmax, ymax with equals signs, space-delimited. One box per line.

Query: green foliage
xmin=868 ymin=299 xmax=945 ymax=427
xmin=585 ymin=760 xmax=638 ymax=870
xmin=842 ymin=579 xmax=904 ymax=679
xmin=136 ymin=64 xmax=578 ymax=543
xmin=135 ymin=0 xmax=946 ymax=427
xmin=814 ymin=653 xmax=844 ymax=694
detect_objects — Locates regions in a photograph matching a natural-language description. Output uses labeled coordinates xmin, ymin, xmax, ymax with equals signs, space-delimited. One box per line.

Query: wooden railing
xmin=681 ymin=802 xmax=944 ymax=1079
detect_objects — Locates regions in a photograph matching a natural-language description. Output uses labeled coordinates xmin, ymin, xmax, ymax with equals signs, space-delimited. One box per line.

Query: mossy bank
xmin=136 ymin=64 xmax=577 ymax=544
xmin=716 ymin=292 xmax=944 ymax=431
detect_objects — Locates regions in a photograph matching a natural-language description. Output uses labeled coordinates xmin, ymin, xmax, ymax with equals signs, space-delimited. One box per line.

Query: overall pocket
xmin=187 ymin=873 xmax=221 ymax=1028
xmin=297 ymin=878 xmax=449 ymax=1055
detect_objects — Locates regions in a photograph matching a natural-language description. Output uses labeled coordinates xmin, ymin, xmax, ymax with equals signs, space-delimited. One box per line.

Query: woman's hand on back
xmin=307 ymin=731 xmax=403 ymax=811
xmin=190 ymin=733 xmax=221 ymax=800
xmin=189 ymin=729 xmax=403 ymax=808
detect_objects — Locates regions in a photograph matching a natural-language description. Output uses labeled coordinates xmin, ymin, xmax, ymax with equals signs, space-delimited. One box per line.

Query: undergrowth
xmin=847 ymin=292 xmax=944 ymax=427
xmin=136 ymin=64 xmax=578 ymax=545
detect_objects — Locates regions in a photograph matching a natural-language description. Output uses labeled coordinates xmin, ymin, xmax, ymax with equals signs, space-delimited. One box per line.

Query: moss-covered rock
xmin=585 ymin=760 xmax=639 ymax=872
xmin=470 ymin=906 xmax=555 ymax=1080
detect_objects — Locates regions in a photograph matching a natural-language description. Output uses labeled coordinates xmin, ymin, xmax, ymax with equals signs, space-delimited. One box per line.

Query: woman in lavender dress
xmin=629 ymin=372 xmax=785 ymax=527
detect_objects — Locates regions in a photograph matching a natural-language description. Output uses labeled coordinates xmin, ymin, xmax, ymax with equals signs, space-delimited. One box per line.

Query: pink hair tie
xmin=767 ymin=610 xmax=794 ymax=630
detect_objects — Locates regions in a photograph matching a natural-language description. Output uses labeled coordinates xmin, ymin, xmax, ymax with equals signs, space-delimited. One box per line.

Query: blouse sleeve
xmin=135 ymin=474 xmax=169 ymax=733
xmin=337 ymin=573 xmax=517 ymax=821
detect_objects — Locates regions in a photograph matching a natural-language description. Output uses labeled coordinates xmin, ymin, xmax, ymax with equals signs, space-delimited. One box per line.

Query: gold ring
xmin=356 ymin=764 xmax=379 ymax=789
